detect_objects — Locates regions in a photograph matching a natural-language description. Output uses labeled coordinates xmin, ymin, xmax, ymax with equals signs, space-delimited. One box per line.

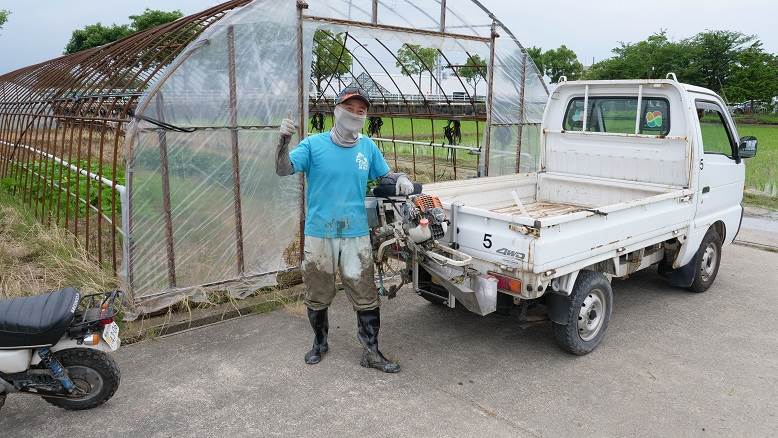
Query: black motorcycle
xmin=0 ymin=288 xmax=122 ymax=411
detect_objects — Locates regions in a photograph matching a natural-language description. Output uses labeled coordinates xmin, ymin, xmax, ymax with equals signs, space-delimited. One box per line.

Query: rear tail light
xmin=99 ymin=301 xmax=113 ymax=325
xmin=489 ymin=272 xmax=523 ymax=295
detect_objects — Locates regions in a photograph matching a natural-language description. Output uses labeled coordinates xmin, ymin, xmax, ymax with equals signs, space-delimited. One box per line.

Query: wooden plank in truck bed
xmin=491 ymin=201 xmax=585 ymax=218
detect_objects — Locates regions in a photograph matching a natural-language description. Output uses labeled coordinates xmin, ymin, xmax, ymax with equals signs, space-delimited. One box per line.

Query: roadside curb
xmin=121 ymin=285 xmax=306 ymax=344
xmin=733 ymin=239 xmax=778 ymax=253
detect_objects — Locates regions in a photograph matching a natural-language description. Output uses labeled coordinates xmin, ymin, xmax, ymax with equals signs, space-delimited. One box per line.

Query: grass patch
xmin=0 ymin=158 xmax=124 ymax=220
xmin=738 ymin=124 xmax=778 ymax=194
xmin=743 ymin=192 xmax=778 ymax=211
xmin=249 ymin=299 xmax=286 ymax=314
xmin=733 ymin=113 xmax=778 ymax=125
xmin=310 ymin=115 xmax=486 ymax=182
xmin=0 ymin=190 xmax=117 ymax=300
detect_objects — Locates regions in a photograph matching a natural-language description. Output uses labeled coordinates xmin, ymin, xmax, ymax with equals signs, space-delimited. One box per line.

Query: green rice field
xmin=313 ymin=114 xmax=778 ymax=196
xmin=737 ymin=124 xmax=777 ymax=195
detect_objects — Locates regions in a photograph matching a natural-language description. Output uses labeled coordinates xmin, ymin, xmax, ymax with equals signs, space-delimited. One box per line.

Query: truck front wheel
xmin=551 ymin=271 xmax=613 ymax=355
xmin=688 ymin=228 xmax=722 ymax=293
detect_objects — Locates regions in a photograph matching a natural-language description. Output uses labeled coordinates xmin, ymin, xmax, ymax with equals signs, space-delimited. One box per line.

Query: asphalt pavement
xmin=1 ymin=243 xmax=777 ymax=437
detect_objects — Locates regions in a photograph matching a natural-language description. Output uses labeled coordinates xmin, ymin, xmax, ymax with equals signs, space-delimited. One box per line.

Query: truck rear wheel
xmin=551 ymin=271 xmax=613 ymax=355
xmin=688 ymin=228 xmax=722 ymax=293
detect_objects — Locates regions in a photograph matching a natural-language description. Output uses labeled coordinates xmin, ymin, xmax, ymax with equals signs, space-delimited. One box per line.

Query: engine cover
xmin=402 ymin=194 xmax=448 ymax=241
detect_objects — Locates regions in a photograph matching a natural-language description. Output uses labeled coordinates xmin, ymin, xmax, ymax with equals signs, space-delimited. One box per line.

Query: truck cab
xmin=542 ymin=78 xmax=755 ymax=270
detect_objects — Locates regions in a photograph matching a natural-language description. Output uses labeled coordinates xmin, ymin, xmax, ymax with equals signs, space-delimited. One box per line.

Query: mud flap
xmin=545 ymin=292 xmax=571 ymax=325
xmin=658 ymin=258 xmax=696 ymax=288
xmin=496 ymin=293 xmax=513 ymax=315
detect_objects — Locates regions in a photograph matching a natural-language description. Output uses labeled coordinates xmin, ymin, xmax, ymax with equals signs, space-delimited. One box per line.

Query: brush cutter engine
xmin=367 ymin=193 xmax=463 ymax=299
xmin=397 ymin=194 xmax=449 ymax=246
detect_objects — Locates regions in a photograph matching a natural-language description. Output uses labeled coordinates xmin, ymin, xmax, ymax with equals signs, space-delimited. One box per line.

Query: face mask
xmin=331 ymin=105 xmax=366 ymax=147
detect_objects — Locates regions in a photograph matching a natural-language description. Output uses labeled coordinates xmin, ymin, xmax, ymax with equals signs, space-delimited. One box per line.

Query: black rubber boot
xmin=304 ymin=307 xmax=329 ymax=365
xmin=357 ymin=308 xmax=400 ymax=373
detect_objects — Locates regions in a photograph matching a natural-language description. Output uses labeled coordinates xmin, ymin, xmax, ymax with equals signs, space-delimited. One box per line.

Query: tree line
xmin=63 ymin=9 xmax=183 ymax=54
xmin=0 ymin=9 xmax=9 ymax=31
xmin=531 ymin=30 xmax=778 ymax=105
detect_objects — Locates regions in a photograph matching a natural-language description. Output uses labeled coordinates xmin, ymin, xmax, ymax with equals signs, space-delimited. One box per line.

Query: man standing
xmin=276 ymin=87 xmax=415 ymax=373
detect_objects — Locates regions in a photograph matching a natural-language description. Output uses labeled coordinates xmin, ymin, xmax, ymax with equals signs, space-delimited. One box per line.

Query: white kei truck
xmin=369 ymin=77 xmax=758 ymax=355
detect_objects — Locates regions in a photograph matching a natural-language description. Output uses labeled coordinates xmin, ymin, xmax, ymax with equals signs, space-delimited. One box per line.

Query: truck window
xmin=696 ymin=101 xmax=735 ymax=158
xmin=563 ymin=97 xmax=670 ymax=136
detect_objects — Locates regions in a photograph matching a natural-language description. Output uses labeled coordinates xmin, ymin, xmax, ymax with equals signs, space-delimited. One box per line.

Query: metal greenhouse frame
xmin=0 ymin=0 xmax=252 ymax=274
xmin=0 ymin=0 xmax=547 ymax=316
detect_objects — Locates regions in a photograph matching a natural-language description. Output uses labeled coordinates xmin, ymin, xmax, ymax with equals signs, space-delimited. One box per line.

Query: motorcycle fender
xmin=29 ymin=338 xmax=116 ymax=366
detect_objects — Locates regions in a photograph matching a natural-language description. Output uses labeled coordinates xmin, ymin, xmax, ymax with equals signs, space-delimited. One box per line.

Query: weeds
xmin=0 ymin=191 xmax=117 ymax=299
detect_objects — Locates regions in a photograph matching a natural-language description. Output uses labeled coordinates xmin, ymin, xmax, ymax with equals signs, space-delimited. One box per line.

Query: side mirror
xmin=738 ymin=136 xmax=758 ymax=159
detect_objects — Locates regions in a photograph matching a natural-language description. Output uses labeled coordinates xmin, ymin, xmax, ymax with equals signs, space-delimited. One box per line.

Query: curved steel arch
xmin=0 ymin=0 xmax=251 ymax=276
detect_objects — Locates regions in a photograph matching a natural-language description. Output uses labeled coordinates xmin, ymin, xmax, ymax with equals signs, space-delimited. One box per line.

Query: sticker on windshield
xmin=645 ymin=111 xmax=663 ymax=128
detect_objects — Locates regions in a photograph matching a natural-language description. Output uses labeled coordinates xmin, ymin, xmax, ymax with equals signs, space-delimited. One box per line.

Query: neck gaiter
xmin=330 ymin=105 xmax=366 ymax=147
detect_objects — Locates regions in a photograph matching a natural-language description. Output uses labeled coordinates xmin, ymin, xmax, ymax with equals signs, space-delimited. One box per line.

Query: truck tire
xmin=551 ymin=271 xmax=613 ymax=355
xmin=688 ymin=228 xmax=722 ymax=293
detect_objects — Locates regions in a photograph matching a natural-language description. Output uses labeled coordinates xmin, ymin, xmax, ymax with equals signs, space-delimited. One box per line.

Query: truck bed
xmin=423 ymin=172 xmax=694 ymax=276
xmin=425 ymin=172 xmax=678 ymax=225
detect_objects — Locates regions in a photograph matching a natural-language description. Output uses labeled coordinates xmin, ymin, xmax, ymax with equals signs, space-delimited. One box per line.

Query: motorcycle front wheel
xmin=42 ymin=348 xmax=121 ymax=410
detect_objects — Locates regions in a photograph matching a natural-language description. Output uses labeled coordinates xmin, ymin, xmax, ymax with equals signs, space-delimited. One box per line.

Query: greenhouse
xmin=0 ymin=0 xmax=547 ymax=315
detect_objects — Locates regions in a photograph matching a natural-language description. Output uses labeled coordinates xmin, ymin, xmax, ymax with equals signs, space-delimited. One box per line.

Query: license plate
xmin=102 ymin=322 xmax=121 ymax=351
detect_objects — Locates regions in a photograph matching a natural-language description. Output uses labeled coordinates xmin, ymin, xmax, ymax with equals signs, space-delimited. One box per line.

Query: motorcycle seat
xmin=0 ymin=288 xmax=80 ymax=349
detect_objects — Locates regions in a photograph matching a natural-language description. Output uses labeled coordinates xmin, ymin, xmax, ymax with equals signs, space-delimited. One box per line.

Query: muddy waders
xmin=304 ymin=308 xmax=329 ymax=364
xmin=357 ymin=308 xmax=400 ymax=373
xmin=300 ymin=236 xmax=400 ymax=372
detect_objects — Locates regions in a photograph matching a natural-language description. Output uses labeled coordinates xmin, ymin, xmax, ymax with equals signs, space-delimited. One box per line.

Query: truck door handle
xmin=702 ymin=186 xmax=710 ymax=194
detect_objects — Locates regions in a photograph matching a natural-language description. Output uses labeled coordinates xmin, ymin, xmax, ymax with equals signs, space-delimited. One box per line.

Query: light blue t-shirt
xmin=290 ymin=132 xmax=390 ymax=238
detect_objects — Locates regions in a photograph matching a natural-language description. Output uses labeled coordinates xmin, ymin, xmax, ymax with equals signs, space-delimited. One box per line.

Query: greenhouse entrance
xmin=0 ymin=0 xmax=547 ymax=316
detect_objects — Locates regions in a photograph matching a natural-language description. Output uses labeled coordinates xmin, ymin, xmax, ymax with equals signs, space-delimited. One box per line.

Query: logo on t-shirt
xmin=355 ymin=152 xmax=368 ymax=171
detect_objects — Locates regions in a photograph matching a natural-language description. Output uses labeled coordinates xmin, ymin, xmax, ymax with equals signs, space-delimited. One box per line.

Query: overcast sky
xmin=0 ymin=0 xmax=775 ymax=75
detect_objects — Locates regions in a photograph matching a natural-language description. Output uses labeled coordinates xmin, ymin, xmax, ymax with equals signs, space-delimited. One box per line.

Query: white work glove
xmin=396 ymin=174 xmax=415 ymax=196
xmin=276 ymin=118 xmax=296 ymax=176
xmin=279 ymin=118 xmax=296 ymax=137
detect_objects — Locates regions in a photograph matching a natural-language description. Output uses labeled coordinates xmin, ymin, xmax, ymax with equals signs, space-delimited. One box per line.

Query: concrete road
xmin=2 ymin=244 xmax=777 ymax=437
xmin=740 ymin=215 xmax=778 ymax=248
